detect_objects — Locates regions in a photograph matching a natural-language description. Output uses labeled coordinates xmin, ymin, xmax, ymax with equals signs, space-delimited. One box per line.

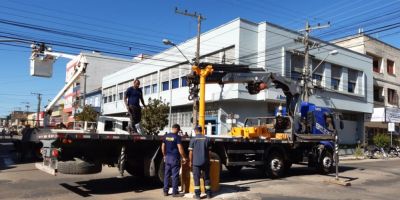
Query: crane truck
xmin=28 ymin=44 xmax=342 ymax=181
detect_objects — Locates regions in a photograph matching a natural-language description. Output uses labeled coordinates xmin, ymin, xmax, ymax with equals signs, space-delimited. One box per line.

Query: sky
xmin=1 ymin=0 xmax=400 ymax=117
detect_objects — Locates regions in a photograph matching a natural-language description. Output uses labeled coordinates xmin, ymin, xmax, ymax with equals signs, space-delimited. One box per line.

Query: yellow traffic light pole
xmin=192 ymin=64 xmax=213 ymax=134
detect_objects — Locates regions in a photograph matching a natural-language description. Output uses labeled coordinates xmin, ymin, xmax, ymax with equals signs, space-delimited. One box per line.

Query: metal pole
xmin=335 ymin=131 xmax=339 ymax=181
xmin=169 ymin=85 xmax=172 ymax=129
xmin=32 ymin=93 xmax=42 ymax=127
xmin=303 ymin=21 xmax=310 ymax=102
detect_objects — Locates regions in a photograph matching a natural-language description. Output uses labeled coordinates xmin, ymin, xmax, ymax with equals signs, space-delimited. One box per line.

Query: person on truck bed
xmin=161 ymin=124 xmax=187 ymax=197
xmin=124 ymin=79 xmax=146 ymax=134
xmin=189 ymin=126 xmax=212 ymax=199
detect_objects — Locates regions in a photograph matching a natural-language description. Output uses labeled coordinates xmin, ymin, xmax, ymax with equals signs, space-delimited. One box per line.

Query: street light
xmin=162 ymin=39 xmax=193 ymax=65
xmin=311 ymin=50 xmax=338 ymax=74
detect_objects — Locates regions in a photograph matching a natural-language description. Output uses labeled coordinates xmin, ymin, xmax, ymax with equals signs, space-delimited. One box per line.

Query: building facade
xmin=63 ymin=52 xmax=134 ymax=122
xmin=103 ymin=18 xmax=373 ymax=144
xmin=335 ymin=34 xmax=400 ymax=144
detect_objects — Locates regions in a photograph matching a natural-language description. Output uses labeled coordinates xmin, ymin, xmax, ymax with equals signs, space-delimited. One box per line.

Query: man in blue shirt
xmin=189 ymin=126 xmax=212 ymax=199
xmin=124 ymin=79 xmax=146 ymax=134
xmin=162 ymin=124 xmax=187 ymax=197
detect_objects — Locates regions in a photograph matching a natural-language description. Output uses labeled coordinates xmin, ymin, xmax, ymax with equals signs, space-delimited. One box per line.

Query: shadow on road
xmin=60 ymin=176 xmax=162 ymax=197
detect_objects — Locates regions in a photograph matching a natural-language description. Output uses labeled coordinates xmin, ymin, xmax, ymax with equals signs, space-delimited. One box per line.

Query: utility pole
xmin=175 ymin=7 xmax=205 ymax=128
xmin=82 ymin=74 xmax=87 ymax=107
xmin=32 ymin=92 xmax=42 ymax=127
xmin=299 ymin=21 xmax=330 ymax=102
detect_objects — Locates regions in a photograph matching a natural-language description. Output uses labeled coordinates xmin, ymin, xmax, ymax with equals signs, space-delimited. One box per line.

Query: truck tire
xmin=58 ymin=158 xmax=102 ymax=175
xmin=226 ymin=166 xmax=242 ymax=174
xmin=318 ymin=151 xmax=333 ymax=174
xmin=158 ymin=159 xmax=165 ymax=183
xmin=265 ymin=152 xmax=286 ymax=178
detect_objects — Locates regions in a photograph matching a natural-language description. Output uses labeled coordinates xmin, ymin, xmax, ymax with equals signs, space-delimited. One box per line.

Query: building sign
xmin=385 ymin=107 xmax=400 ymax=123
xmin=370 ymin=108 xmax=385 ymax=122
xmin=369 ymin=107 xmax=400 ymax=123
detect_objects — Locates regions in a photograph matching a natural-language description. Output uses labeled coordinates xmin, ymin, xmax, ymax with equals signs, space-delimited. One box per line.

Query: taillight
xmin=52 ymin=149 xmax=59 ymax=157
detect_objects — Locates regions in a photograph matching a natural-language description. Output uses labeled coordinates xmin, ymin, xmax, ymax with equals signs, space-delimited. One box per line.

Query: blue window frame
xmin=162 ymin=81 xmax=169 ymax=91
xmin=144 ymin=85 xmax=151 ymax=95
xmin=181 ymin=77 xmax=188 ymax=87
xmin=172 ymin=78 xmax=179 ymax=89
xmin=152 ymin=84 xmax=158 ymax=93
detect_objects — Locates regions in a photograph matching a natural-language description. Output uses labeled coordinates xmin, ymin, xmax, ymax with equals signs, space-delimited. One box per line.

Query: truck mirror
xmin=340 ymin=121 xmax=344 ymax=130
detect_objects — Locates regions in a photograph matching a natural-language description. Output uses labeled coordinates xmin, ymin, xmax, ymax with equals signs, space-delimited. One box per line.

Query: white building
xmin=102 ymin=18 xmax=373 ymax=144
xmin=63 ymin=52 xmax=135 ymax=122
xmin=334 ymin=34 xmax=400 ymax=144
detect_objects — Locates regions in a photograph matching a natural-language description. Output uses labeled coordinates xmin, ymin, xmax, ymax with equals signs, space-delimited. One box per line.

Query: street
xmin=1 ymin=140 xmax=399 ymax=200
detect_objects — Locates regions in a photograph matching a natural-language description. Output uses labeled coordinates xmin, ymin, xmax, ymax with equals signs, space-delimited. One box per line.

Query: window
xmin=290 ymin=54 xmax=304 ymax=81
xmin=367 ymin=52 xmax=382 ymax=73
xmin=374 ymin=86 xmax=384 ymax=102
xmin=112 ymin=94 xmax=116 ymax=102
xmin=108 ymin=96 xmax=112 ymax=102
xmin=388 ymin=88 xmax=398 ymax=105
xmin=144 ymin=85 xmax=151 ymax=95
xmin=171 ymin=78 xmax=179 ymax=89
xmin=103 ymin=96 xmax=107 ymax=104
xmin=152 ymin=84 xmax=158 ymax=93
xmin=181 ymin=77 xmax=188 ymax=87
xmin=162 ymin=81 xmax=169 ymax=91
xmin=119 ymin=92 xmax=123 ymax=100
xmin=387 ymin=59 xmax=395 ymax=75
xmin=348 ymin=69 xmax=358 ymax=93
xmin=331 ymin=65 xmax=342 ymax=91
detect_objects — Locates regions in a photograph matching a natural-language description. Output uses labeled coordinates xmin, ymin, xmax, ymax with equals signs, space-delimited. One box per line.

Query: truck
xmin=29 ymin=44 xmax=342 ymax=181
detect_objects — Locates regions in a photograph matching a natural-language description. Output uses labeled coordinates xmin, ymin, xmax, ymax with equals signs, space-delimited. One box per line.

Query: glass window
xmin=348 ymin=82 xmax=356 ymax=93
xmin=113 ymin=94 xmax=116 ymax=102
xmin=172 ymin=78 xmax=179 ymax=89
xmin=108 ymin=96 xmax=112 ymax=102
xmin=144 ymin=85 xmax=151 ymax=95
xmin=181 ymin=77 xmax=188 ymax=87
xmin=348 ymin=69 xmax=358 ymax=93
xmin=162 ymin=81 xmax=169 ymax=91
xmin=119 ymin=92 xmax=123 ymax=100
xmin=331 ymin=78 xmax=340 ymax=90
xmin=388 ymin=88 xmax=398 ymax=105
xmin=374 ymin=86 xmax=384 ymax=102
xmin=152 ymin=84 xmax=158 ymax=93
xmin=387 ymin=59 xmax=395 ymax=75
xmin=103 ymin=97 xmax=107 ymax=104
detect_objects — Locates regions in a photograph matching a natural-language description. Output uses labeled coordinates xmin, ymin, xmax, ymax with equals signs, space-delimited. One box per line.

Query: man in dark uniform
xmin=161 ymin=124 xmax=187 ymax=197
xmin=124 ymin=79 xmax=146 ymax=134
xmin=189 ymin=126 xmax=212 ymax=199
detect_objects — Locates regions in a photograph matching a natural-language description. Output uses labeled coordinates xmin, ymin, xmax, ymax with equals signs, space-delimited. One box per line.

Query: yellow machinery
xmin=192 ymin=64 xmax=213 ymax=135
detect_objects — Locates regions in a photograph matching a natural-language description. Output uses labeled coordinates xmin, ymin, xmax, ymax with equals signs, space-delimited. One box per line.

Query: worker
xmin=124 ymin=79 xmax=146 ymax=134
xmin=161 ymin=124 xmax=187 ymax=197
xmin=275 ymin=115 xmax=288 ymax=133
xmin=189 ymin=126 xmax=212 ymax=199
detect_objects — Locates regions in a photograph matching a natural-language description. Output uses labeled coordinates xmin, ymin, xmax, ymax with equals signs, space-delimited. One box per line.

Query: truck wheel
xmin=265 ymin=152 xmax=285 ymax=178
xmin=226 ymin=166 xmax=242 ymax=174
xmin=318 ymin=151 xmax=333 ymax=174
xmin=158 ymin=159 xmax=165 ymax=183
xmin=58 ymin=158 xmax=102 ymax=175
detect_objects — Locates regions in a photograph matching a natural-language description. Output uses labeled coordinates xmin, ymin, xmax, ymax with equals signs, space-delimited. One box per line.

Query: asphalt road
xmin=1 ymin=140 xmax=400 ymax=200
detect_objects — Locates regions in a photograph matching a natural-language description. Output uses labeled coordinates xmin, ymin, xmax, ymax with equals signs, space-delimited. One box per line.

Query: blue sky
xmin=1 ymin=0 xmax=399 ymax=117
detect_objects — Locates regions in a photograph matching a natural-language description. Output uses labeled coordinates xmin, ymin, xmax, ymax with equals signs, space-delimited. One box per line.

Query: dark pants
xmin=164 ymin=156 xmax=181 ymax=194
xmin=128 ymin=105 xmax=141 ymax=133
xmin=193 ymin=163 xmax=211 ymax=196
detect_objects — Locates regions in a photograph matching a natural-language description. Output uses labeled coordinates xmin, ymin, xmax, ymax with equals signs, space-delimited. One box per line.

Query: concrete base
xmin=35 ymin=162 xmax=57 ymax=176
xmin=324 ymin=178 xmax=351 ymax=186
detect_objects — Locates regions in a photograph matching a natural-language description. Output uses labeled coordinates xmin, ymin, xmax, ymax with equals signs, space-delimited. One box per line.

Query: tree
xmin=75 ymin=105 xmax=98 ymax=122
xmin=141 ymin=98 xmax=169 ymax=135
xmin=373 ymin=133 xmax=390 ymax=148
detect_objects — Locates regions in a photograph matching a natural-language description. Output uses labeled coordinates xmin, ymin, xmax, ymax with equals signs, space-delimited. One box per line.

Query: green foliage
xmin=373 ymin=133 xmax=390 ymax=148
xmin=141 ymin=98 xmax=169 ymax=135
xmin=75 ymin=105 xmax=98 ymax=122
xmin=354 ymin=144 xmax=364 ymax=159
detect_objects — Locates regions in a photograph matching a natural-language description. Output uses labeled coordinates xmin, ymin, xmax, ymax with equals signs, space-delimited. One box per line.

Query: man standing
xmin=189 ymin=126 xmax=212 ymax=199
xmin=162 ymin=124 xmax=187 ymax=197
xmin=124 ymin=79 xmax=146 ymax=134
